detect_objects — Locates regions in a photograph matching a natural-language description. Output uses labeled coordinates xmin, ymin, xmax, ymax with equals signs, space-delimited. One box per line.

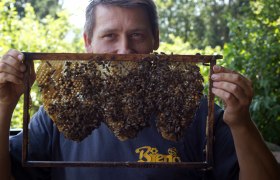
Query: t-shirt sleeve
xmin=9 ymin=106 xmax=54 ymax=180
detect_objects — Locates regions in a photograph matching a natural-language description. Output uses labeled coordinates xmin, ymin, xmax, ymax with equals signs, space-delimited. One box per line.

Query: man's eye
xmin=103 ymin=34 xmax=116 ymax=40
xmin=131 ymin=33 xmax=143 ymax=40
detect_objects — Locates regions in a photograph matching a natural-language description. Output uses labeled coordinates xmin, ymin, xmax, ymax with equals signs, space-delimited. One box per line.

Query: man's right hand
xmin=0 ymin=49 xmax=35 ymax=107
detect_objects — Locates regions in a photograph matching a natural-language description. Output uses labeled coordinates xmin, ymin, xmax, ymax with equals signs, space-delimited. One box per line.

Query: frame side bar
xmin=205 ymin=57 xmax=216 ymax=168
xmin=22 ymin=57 xmax=31 ymax=165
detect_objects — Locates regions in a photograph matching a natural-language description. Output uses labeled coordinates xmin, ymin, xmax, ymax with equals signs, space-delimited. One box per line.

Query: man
xmin=0 ymin=0 xmax=279 ymax=179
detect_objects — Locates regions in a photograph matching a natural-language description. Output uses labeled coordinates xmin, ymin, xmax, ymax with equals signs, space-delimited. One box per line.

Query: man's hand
xmin=0 ymin=49 xmax=35 ymax=106
xmin=211 ymin=65 xmax=254 ymax=128
xmin=211 ymin=65 xmax=280 ymax=180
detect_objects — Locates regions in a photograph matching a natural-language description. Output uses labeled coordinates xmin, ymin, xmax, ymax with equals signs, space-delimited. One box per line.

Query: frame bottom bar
xmin=23 ymin=161 xmax=210 ymax=169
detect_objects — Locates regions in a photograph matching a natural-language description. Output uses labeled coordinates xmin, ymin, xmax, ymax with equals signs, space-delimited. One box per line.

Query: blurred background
xmin=1 ymin=0 xmax=279 ymax=150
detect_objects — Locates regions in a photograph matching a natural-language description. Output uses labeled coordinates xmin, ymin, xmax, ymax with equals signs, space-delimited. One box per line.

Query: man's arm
xmin=230 ymin=115 xmax=279 ymax=180
xmin=211 ymin=65 xmax=280 ymax=180
xmin=0 ymin=49 xmax=35 ymax=180
xmin=0 ymin=104 xmax=16 ymax=180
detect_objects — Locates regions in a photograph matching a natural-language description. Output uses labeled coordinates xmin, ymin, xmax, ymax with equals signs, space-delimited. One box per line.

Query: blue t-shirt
xmin=9 ymin=98 xmax=239 ymax=180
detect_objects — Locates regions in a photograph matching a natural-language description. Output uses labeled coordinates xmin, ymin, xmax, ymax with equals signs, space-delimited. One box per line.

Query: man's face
xmin=84 ymin=5 xmax=159 ymax=54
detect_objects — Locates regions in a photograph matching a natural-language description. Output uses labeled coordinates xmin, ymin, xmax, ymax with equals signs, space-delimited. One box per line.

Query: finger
xmin=213 ymin=65 xmax=236 ymax=74
xmin=4 ymin=49 xmax=24 ymax=62
xmin=0 ymin=72 xmax=23 ymax=85
xmin=213 ymin=81 xmax=251 ymax=106
xmin=1 ymin=54 xmax=26 ymax=72
xmin=0 ymin=62 xmax=24 ymax=79
xmin=212 ymin=87 xmax=238 ymax=107
xmin=211 ymin=73 xmax=253 ymax=97
xmin=213 ymin=65 xmax=252 ymax=91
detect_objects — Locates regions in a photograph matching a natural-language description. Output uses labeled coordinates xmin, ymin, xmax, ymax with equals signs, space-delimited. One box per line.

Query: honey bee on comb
xmin=101 ymin=61 xmax=152 ymax=141
xmin=36 ymin=53 xmax=204 ymax=142
xmin=148 ymin=58 xmax=204 ymax=141
xmin=37 ymin=60 xmax=104 ymax=142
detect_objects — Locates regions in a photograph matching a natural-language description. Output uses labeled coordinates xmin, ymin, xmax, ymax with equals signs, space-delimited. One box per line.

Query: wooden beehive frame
xmin=22 ymin=52 xmax=222 ymax=170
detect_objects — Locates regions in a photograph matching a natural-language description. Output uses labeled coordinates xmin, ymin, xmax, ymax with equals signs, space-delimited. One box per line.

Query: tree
xmin=224 ymin=0 xmax=280 ymax=144
xmin=14 ymin=0 xmax=61 ymax=19
xmin=0 ymin=0 xmax=84 ymax=128
xmin=155 ymin=0 xmax=249 ymax=48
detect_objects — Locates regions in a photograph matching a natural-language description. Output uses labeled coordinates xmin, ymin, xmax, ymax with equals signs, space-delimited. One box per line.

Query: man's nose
xmin=117 ymin=37 xmax=135 ymax=54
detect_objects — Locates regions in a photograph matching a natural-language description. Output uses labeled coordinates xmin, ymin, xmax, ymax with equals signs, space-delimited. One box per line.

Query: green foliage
xmin=0 ymin=0 xmax=84 ymax=128
xmin=14 ymin=0 xmax=61 ymax=19
xmin=224 ymin=0 xmax=280 ymax=144
xmin=155 ymin=0 xmax=249 ymax=49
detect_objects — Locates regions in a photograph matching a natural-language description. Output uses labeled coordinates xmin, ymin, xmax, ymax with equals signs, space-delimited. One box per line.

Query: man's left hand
xmin=211 ymin=65 xmax=254 ymax=128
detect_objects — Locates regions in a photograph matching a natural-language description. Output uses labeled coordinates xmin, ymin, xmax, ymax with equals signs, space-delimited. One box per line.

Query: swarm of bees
xmin=36 ymin=54 xmax=204 ymax=142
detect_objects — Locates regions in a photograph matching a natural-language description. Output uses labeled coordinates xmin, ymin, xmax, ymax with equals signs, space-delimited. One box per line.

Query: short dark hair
xmin=84 ymin=0 xmax=159 ymax=41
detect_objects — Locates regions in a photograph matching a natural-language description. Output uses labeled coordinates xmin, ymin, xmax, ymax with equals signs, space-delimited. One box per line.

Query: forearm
xmin=230 ymin=116 xmax=280 ymax=180
xmin=0 ymin=104 xmax=16 ymax=180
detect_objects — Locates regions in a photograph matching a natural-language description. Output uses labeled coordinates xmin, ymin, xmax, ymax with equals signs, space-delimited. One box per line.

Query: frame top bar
xmin=22 ymin=52 xmax=222 ymax=62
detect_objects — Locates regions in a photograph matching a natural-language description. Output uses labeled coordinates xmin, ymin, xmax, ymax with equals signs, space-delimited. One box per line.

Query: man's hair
xmin=84 ymin=0 xmax=159 ymax=41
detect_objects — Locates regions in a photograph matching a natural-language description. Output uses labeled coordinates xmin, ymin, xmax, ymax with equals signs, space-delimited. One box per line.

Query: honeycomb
xmin=36 ymin=54 xmax=204 ymax=142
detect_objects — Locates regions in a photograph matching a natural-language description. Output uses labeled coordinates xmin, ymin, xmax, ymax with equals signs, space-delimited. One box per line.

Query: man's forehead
xmin=94 ymin=4 xmax=149 ymax=18
xmin=93 ymin=4 xmax=151 ymax=33
xmin=96 ymin=25 xmax=150 ymax=33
